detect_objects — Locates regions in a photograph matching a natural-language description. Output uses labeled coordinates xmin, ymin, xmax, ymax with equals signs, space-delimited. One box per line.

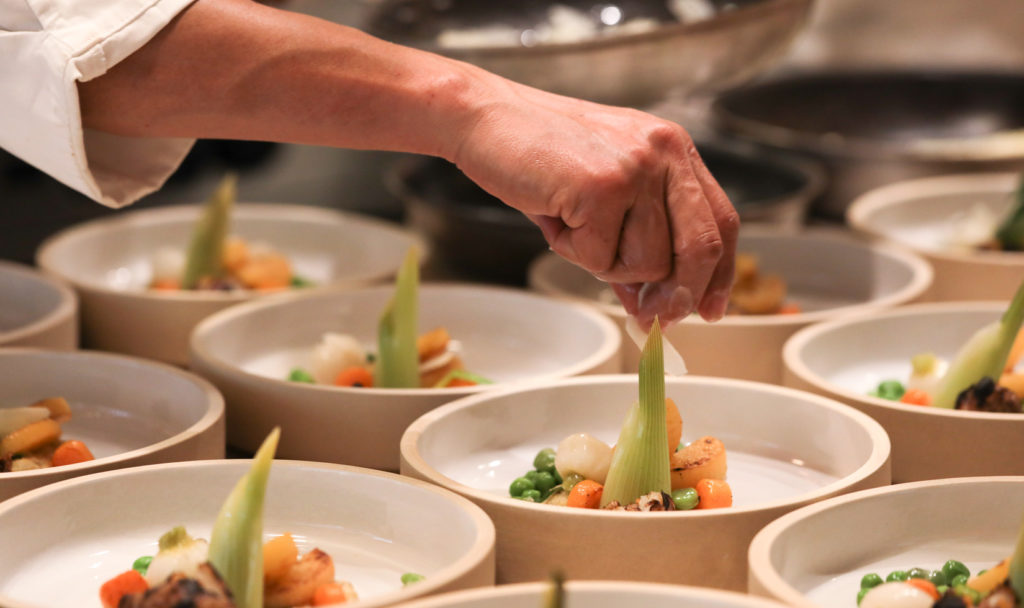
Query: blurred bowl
xmin=0 ymin=459 xmax=495 ymax=608
xmin=189 ymin=284 xmax=621 ymax=470
xmin=847 ymin=172 xmax=1024 ymax=301
xmin=37 ymin=203 xmax=425 ymax=366
xmin=0 ymin=349 xmax=224 ymax=502
xmin=748 ymin=477 xmax=1024 ymax=607
xmin=529 ymin=228 xmax=933 ymax=380
xmin=712 ymin=71 xmax=1024 ymax=219
xmin=783 ymin=302 xmax=1024 ymax=482
xmin=396 ymin=580 xmax=791 ymax=608
xmin=401 ymin=375 xmax=891 ymax=588
xmin=0 ymin=261 xmax=77 ymax=350
xmin=366 ymin=0 xmax=813 ymax=106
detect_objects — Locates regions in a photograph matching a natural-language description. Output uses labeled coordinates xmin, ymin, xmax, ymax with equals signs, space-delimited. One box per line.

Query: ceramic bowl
xmin=189 ymin=284 xmax=621 ymax=470
xmin=0 ymin=459 xmax=496 ymax=608
xmin=847 ymin=172 xmax=1024 ymax=302
xmin=0 ymin=261 xmax=77 ymax=349
xmin=394 ymin=580 xmax=791 ymax=608
xmin=529 ymin=228 xmax=933 ymax=381
xmin=783 ymin=301 xmax=1024 ymax=482
xmin=0 ymin=349 xmax=224 ymax=502
xmin=400 ymin=375 xmax=891 ymax=589
xmin=748 ymin=476 xmax=1024 ymax=607
xmin=36 ymin=203 xmax=425 ymax=366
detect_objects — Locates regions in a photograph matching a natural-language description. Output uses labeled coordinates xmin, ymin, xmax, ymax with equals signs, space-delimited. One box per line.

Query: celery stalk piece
xmin=543 ymin=572 xmax=565 ymax=608
xmin=181 ymin=174 xmax=237 ymax=289
xmin=600 ymin=317 xmax=671 ymax=507
xmin=932 ymin=279 xmax=1024 ymax=408
xmin=207 ymin=427 xmax=279 ymax=608
xmin=375 ymin=248 xmax=420 ymax=388
xmin=995 ymin=172 xmax=1024 ymax=251
xmin=1011 ymin=509 xmax=1024 ymax=602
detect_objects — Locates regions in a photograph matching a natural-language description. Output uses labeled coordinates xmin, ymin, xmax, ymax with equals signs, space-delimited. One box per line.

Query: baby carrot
xmin=312 ymin=581 xmax=357 ymax=605
xmin=51 ymin=440 xmax=95 ymax=467
xmin=566 ymin=480 xmax=603 ymax=509
xmin=899 ymin=389 xmax=932 ymax=406
xmin=99 ymin=570 xmax=148 ymax=608
xmin=695 ymin=479 xmax=733 ymax=509
xmin=334 ymin=367 xmax=374 ymax=388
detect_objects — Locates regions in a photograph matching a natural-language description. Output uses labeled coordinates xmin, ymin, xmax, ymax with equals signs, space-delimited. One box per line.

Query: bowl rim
xmin=711 ymin=70 xmax=1024 ymax=161
xmin=0 ymin=260 xmax=78 ymax=346
xmin=0 ymin=458 xmax=496 ymax=608
xmin=747 ymin=475 xmax=1024 ymax=608
xmin=372 ymin=0 xmax=812 ymax=57
xmin=783 ymin=300 xmax=1024 ymax=422
xmin=35 ymin=202 xmax=428 ymax=302
xmin=188 ymin=282 xmax=623 ymax=397
xmin=400 ymin=374 xmax=891 ymax=519
xmin=846 ymin=171 xmax=1024 ymax=267
xmin=0 ymin=347 xmax=225 ymax=481
xmin=528 ymin=227 xmax=934 ymax=327
xmin=394 ymin=579 xmax=790 ymax=608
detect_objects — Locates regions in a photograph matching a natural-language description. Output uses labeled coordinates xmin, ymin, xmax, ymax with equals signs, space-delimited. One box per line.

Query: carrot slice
xmin=899 ymin=389 xmax=932 ymax=406
xmin=312 ymin=581 xmax=358 ymax=605
xmin=51 ymin=440 xmax=94 ymax=467
xmin=99 ymin=570 xmax=148 ymax=608
xmin=566 ymin=480 xmax=603 ymax=509
xmin=334 ymin=367 xmax=374 ymax=388
xmin=695 ymin=478 xmax=733 ymax=509
xmin=778 ymin=303 xmax=803 ymax=315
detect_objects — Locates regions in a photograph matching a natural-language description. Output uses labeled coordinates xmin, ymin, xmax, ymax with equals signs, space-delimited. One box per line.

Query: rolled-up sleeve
xmin=1 ymin=0 xmax=198 ymax=207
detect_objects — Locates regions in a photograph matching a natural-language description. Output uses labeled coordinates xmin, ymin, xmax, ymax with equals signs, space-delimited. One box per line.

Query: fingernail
xmin=704 ymin=289 xmax=730 ymax=322
xmin=669 ymin=287 xmax=694 ymax=318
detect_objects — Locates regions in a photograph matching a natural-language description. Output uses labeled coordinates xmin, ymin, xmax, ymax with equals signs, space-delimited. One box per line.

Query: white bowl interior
xmin=792 ymin=305 xmax=1005 ymax=400
xmin=196 ymin=285 xmax=617 ymax=385
xmin=40 ymin=204 xmax=421 ymax=291
xmin=756 ymin=478 xmax=1024 ymax=607
xmin=0 ymin=461 xmax=489 ymax=608
xmin=0 ymin=264 xmax=68 ymax=335
xmin=415 ymin=377 xmax=882 ymax=508
xmin=0 ymin=351 xmax=215 ymax=462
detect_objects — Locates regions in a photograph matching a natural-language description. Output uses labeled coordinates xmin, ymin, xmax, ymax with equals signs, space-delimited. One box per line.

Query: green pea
xmin=524 ymin=470 xmax=540 ymax=482
xmin=927 ymin=570 xmax=947 ymax=586
xmin=671 ymin=488 xmax=699 ymax=511
xmin=936 ymin=585 xmax=948 ymax=596
xmin=401 ymin=573 xmax=425 ymax=586
xmin=517 ymin=495 xmax=536 ymax=502
xmin=954 ymin=584 xmax=980 ymax=604
xmin=942 ymin=560 xmax=970 ymax=581
xmin=551 ymin=468 xmax=563 ymax=484
xmin=533 ymin=471 xmax=557 ymax=496
xmin=907 ymin=567 xmax=929 ymax=580
xmin=509 ymin=477 xmax=534 ymax=497
xmin=856 ymin=588 xmax=870 ymax=605
xmin=859 ymin=573 xmax=883 ymax=589
xmin=885 ymin=570 xmax=908 ymax=582
xmin=950 ymin=574 xmax=968 ymax=587
xmin=132 ymin=555 xmax=153 ymax=576
xmin=287 ymin=368 xmax=315 ymax=384
xmin=522 ymin=489 xmax=542 ymax=502
xmin=562 ymin=473 xmax=584 ymax=491
xmin=533 ymin=448 xmax=557 ymax=473
xmin=873 ymin=380 xmax=905 ymax=401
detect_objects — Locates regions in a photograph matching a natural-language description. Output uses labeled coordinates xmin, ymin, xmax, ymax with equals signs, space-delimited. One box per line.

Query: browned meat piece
xmin=977 ymin=583 xmax=1018 ymax=608
xmin=955 ymin=377 xmax=1023 ymax=413
xmin=119 ymin=563 xmax=236 ymax=608
xmin=601 ymin=491 xmax=675 ymax=511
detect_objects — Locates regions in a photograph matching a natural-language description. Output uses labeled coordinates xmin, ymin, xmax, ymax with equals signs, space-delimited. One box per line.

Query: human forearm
xmin=78 ymin=0 xmax=495 ymax=160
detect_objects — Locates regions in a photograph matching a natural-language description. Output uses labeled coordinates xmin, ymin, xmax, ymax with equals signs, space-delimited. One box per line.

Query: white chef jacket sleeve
xmin=0 ymin=0 xmax=199 ymax=208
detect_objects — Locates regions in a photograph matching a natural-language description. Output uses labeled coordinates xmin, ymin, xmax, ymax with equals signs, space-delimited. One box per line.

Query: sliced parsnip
xmin=31 ymin=397 xmax=72 ymax=422
xmin=1 ymin=418 xmax=61 ymax=458
xmin=670 ymin=436 xmax=728 ymax=490
xmin=263 ymin=533 xmax=299 ymax=584
xmin=0 ymin=407 xmax=50 ymax=438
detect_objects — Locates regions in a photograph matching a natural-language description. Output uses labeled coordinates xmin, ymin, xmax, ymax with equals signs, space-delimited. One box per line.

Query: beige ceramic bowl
xmin=848 ymin=172 xmax=1024 ymax=301
xmin=0 ymin=459 xmax=496 ymax=608
xmin=37 ymin=203 xmax=425 ymax=366
xmin=783 ymin=301 xmax=1024 ymax=482
xmin=0 ymin=348 xmax=224 ymax=502
xmin=748 ymin=476 xmax=1024 ymax=607
xmin=0 ymin=261 xmax=77 ymax=349
xmin=394 ymin=580 xmax=791 ymax=608
xmin=189 ymin=284 xmax=621 ymax=470
xmin=529 ymin=228 xmax=933 ymax=382
xmin=400 ymin=375 xmax=891 ymax=589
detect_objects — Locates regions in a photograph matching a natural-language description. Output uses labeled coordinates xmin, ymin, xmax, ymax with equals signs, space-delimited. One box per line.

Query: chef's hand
xmin=450 ymin=81 xmax=738 ymax=327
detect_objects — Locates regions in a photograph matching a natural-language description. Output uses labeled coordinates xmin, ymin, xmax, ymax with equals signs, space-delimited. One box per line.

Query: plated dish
xmin=748 ymin=477 xmax=1024 ymax=608
xmin=0 ymin=260 xmax=77 ymax=350
xmin=400 ymin=372 xmax=890 ymax=588
xmin=0 ymin=349 xmax=224 ymax=502
xmin=783 ymin=301 xmax=1024 ymax=482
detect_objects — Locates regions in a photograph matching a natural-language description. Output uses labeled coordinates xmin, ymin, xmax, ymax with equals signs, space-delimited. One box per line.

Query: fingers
xmin=686 ymin=143 xmax=739 ymax=322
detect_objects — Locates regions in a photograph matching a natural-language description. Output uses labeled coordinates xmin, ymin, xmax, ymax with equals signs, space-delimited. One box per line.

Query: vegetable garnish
xmin=208 ymin=426 xmax=279 ymax=608
xmin=1011 ymin=507 xmax=1024 ymax=601
xmin=375 ymin=247 xmax=421 ymax=388
xmin=995 ymin=172 xmax=1024 ymax=251
xmin=432 ymin=369 xmax=493 ymax=388
xmin=600 ymin=317 xmax=671 ymax=507
xmin=182 ymin=173 xmax=236 ymax=290
xmin=543 ymin=571 xmax=565 ymax=608
xmin=933 ymin=279 xmax=1024 ymax=408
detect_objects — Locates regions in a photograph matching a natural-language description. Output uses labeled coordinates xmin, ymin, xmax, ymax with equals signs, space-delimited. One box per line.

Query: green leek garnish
xmin=933 ymin=279 xmax=1024 ymax=408
xmin=543 ymin=572 xmax=565 ymax=608
xmin=995 ymin=172 xmax=1024 ymax=251
xmin=182 ymin=174 xmax=236 ymax=289
xmin=208 ymin=427 xmax=279 ymax=608
xmin=600 ymin=317 xmax=670 ymax=507
xmin=1011 ymin=508 xmax=1024 ymax=601
xmin=432 ymin=369 xmax=493 ymax=388
xmin=375 ymin=248 xmax=420 ymax=388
